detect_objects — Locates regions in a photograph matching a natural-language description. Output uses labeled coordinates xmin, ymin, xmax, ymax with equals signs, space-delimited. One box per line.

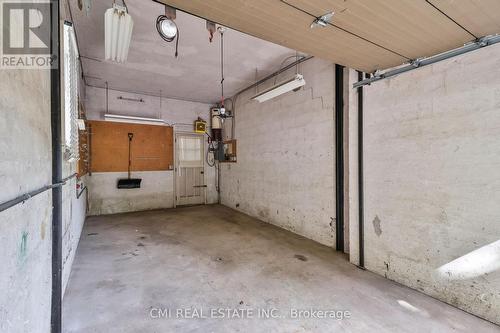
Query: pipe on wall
xmin=50 ymin=1 xmax=63 ymax=332
xmin=0 ymin=174 xmax=77 ymax=213
xmin=335 ymin=64 xmax=344 ymax=252
xmin=357 ymin=71 xmax=365 ymax=269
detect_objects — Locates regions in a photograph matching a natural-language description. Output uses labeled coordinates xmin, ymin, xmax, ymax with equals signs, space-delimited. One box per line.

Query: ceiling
xmin=158 ymin=0 xmax=500 ymax=73
xmin=68 ymin=0 xmax=297 ymax=103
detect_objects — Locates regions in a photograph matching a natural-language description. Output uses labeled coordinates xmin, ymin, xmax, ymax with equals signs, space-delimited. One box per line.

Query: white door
xmin=175 ymin=134 xmax=206 ymax=206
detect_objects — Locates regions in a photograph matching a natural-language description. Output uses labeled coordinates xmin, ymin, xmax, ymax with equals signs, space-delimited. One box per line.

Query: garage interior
xmin=1 ymin=0 xmax=500 ymax=332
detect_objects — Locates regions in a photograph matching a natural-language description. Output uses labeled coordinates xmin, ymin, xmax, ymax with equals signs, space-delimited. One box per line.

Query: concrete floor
xmin=63 ymin=205 xmax=499 ymax=333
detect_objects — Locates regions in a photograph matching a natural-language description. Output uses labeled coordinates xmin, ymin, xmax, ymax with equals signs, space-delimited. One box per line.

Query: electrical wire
xmin=206 ymin=140 xmax=216 ymax=167
xmin=205 ymin=131 xmax=216 ymax=167
xmin=230 ymin=95 xmax=236 ymax=140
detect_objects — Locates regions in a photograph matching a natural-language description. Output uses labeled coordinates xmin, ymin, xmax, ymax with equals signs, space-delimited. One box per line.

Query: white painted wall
xmin=87 ymin=171 xmax=173 ymax=215
xmin=62 ymin=173 xmax=87 ymax=293
xmin=220 ymin=58 xmax=337 ymax=247
xmin=348 ymin=43 xmax=500 ymax=324
xmin=85 ymin=86 xmax=218 ymax=215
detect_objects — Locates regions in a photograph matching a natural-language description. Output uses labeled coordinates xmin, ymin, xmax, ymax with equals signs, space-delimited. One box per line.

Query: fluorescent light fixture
xmin=105 ymin=4 xmax=134 ymax=63
xmin=251 ymin=74 xmax=306 ymax=103
xmin=104 ymin=114 xmax=165 ymax=125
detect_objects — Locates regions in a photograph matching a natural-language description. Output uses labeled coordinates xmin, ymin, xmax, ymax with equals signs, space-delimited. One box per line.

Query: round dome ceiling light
xmin=156 ymin=5 xmax=180 ymax=57
xmin=158 ymin=18 xmax=177 ymax=40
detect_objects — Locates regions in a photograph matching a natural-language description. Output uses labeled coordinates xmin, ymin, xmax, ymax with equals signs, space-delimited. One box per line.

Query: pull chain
xmin=218 ymin=27 xmax=225 ymax=108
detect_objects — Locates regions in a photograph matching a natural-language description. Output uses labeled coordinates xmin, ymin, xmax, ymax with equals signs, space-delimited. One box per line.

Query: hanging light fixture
xmin=156 ymin=5 xmax=180 ymax=57
xmin=104 ymin=1 xmax=134 ymax=63
xmin=252 ymin=52 xmax=306 ymax=103
xmin=217 ymin=27 xmax=232 ymax=119
xmin=251 ymin=74 xmax=306 ymax=103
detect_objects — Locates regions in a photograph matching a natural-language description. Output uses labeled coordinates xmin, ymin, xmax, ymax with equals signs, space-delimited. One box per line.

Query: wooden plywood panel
xmin=160 ymin=0 xmax=406 ymax=72
xmin=429 ymin=0 xmax=500 ymax=37
xmin=89 ymin=120 xmax=173 ymax=172
xmin=160 ymin=0 xmax=496 ymax=72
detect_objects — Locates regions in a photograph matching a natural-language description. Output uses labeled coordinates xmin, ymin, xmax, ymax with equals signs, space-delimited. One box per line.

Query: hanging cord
xmin=205 ymin=132 xmax=216 ymax=167
xmin=231 ymin=95 xmax=237 ymax=139
xmin=218 ymin=27 xmax=225 ymax=108
xmin=174 ymin=27 xmax=179 ymax=58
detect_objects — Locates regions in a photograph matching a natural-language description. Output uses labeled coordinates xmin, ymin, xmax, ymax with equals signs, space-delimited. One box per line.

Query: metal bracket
xmin=354 ymin=34 xmax=500 ymax=88
xmin=310 ymin=12 xmax=334 ymax=29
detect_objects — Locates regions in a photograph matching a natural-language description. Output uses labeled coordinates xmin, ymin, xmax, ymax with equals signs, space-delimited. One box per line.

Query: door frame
xmin=174 ymin=131 xmax=206 ymax=207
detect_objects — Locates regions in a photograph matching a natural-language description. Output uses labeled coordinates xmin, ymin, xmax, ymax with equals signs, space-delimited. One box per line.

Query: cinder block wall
xmin=348 ymin=43 xmax=500 ymax=324
xmin=220 ymin=58 xmax=337 ymax=247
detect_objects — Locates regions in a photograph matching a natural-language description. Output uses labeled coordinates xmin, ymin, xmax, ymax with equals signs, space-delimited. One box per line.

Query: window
xmin=178 ymin=135 xmax=203 ymax=167
xmin=63 ymin=23 xmax=79 ymax=161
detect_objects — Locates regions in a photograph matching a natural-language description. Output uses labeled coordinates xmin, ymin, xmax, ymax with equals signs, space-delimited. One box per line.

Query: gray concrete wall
xmin=0 ymin=6 xmax=88 ymax=327
xmin=347 ymin=69 xmax=361 ymax=267
xmin=0 ymin=68 xmax=87 ymax=331
xmin=0 ymin=69 xmax=53 ymax=333
xmin=348 ymin=43 xmax=500 ymax=324
xmin=85 ymin=86 xmax=218 ymax=215
xmin=220 ymin=58 xmax=337 ymax=247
